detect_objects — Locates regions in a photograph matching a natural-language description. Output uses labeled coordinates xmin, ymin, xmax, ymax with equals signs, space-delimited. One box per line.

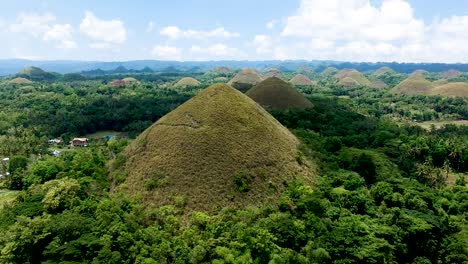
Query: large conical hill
xmin=246 ymin=77 xmax=313 ymax=111
xmin=115 ymin=83 xmax=313 ymax=211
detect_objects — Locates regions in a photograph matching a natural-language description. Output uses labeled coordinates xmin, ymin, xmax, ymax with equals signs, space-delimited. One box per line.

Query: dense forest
xmin=0 ymin=68 xmax=467 ymax=263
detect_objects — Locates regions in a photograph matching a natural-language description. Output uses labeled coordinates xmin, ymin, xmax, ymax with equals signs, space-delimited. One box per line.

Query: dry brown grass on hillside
xmin=371 ymin=80 xmax=389 ymax=89
xmin=264 ymin=68 xmax=285 ymax=79
xmin=391 ymin=74 xmax=434 ymax=95
xmin=290 ymin=74 xmax=316 ymax=85
xmin=246 ymin=77 xmax=313 ymax=111
xmin=8 ymin=77 xmax=33 ymax=84
xmin=430 ymin=82 xmax=468 ymax=97
xmin=114 ymin=83 xmax=314 ymax=212
xmin=174 ymin=77 xmax=201 ymax=87
xmin=338 ymin=77 xmax=361 ymax=88
xmin=335 ymin=69 xmax=372 ymax=86
xmin=228 ymin=68 xmax=264 ymax=92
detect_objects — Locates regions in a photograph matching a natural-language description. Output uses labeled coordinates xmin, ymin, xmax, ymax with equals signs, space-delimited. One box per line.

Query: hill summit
xmin=246 ymin=77 xmax=313 ymax=111
xmin=228 ymin=68 xmax=264 ymax=92
xmin=115 ymin=83 xmax=313 ymax=211
xmin=264 ymin=68 xmax=285 ymax=79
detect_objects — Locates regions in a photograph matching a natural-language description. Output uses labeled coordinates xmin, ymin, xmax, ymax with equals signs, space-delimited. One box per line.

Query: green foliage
xmin=233 ymin=170 xmax=253 ymax=192
xmin=0 ymin=70 xmax=467 ymax=263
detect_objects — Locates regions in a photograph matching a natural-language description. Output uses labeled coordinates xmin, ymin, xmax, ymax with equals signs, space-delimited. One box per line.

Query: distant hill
xmin=3 ymin=59 xmax=468 ymax=76
xmin=322 ymin=67 xmax=339 ymax=75
xmin=336 ymin=69 xmax=372 ymax=86
xmin=290 ymin=74 xmax=316 ymax=85
xmin=391 ymin=74 xmax=434 ymax=95
xmin=442 ymin=69 xmax=461 ymax=79
xmin=246 ymin=77 xmax=313 ymax=111
xmin=228 ymin=68 xmax=264 ymax=92
xmin=264 ymin=68 xmax=285 ymax=79
xmin=15 ymin=66 xmax=57 ymax=81
xmin=411 ymin=69 xmax=430 ymax=76
xmin=430 ymin=82 xmax=468 ymax=97
xmin=374 ymin=67 xmax=395 ymax=76
xmin=8 ymin=77 xmax=33 ymax=84
xmin=174 ymin=77 xmax=201 ymax=87
xmin=115 ymin=83 xmax=313 ymax=211
xmin=338 ymin=77 xmax=361 ymax=88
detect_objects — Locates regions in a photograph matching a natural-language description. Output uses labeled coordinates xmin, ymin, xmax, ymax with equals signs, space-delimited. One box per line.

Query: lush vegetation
xmin=0 ymin=69 xmax=467 ymax=263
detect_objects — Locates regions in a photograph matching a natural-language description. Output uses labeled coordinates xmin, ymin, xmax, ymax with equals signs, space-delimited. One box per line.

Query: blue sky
xmin=0 ymin=0 xmax=467 ymax=62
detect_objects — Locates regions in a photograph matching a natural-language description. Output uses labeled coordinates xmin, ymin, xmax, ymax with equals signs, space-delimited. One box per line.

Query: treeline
xmin=0 ymin=81 xmax=191 ymax=139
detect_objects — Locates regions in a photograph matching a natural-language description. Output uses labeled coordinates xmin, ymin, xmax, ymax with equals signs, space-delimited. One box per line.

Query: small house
xmin=70 ymin=138 xmax=88 ymax=147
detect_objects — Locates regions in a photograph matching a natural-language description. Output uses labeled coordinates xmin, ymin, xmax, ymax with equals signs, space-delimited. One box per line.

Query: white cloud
xmin=253 ymin=35 xmax=274 ymax=54
xmin=9 ymin=12 xmax=77 ymax=49
xmin=266 ymin=20 xmax=277 ymax=29
xmin=270 ymin=0 xmax=468 ymax=62
xmin=151 ymin=45 xmax=182 ymax=60
xmin=160 ymin=26 xmax=240 ymax=39
xmin=146 ymin=21 xmax=156 ymax=32
xmin=190 ymin=43 xmax=244 ymax=58
xmin=10 ymin=12 xmax=56 ymax=37
xmin=80 ymin=11 xmax=127 ymax=46
xmin=43 ymin=24 xmax=77 ymax=49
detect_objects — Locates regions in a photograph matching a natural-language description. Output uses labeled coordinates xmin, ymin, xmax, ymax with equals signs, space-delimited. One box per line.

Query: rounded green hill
xmin=16 ymin=66 xmax=56 ymax=81
xmin=115 ymin=83 xmax=313 ymax=211
xmin=246 ymin=77 xmax=313 ymax=111
xmin=228 ymin=68 xmax=264 ymax=92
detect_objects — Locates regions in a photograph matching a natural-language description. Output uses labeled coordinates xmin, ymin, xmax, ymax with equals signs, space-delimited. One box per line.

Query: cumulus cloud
xmin=151 ymin=45 xmax=182 ymax=60
xmin=10 ymin=12 xmax=77 ymax=49
xmin=43 ymin=24 xmax=77 ymax=49
xmin=160 ymin=26 xmax=240 ymax=39
xmin=253 ymin=35 xmax=274 ymax=54
xmin=80 ymin=11 xmax=127 ymax=48
xmin=10 ymin=12 xmax=56 ymax=37
xmin=190 ymin=43 xmax=244 ymax=58
xmin=272 ymin=0 xmax=468 ymax=62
